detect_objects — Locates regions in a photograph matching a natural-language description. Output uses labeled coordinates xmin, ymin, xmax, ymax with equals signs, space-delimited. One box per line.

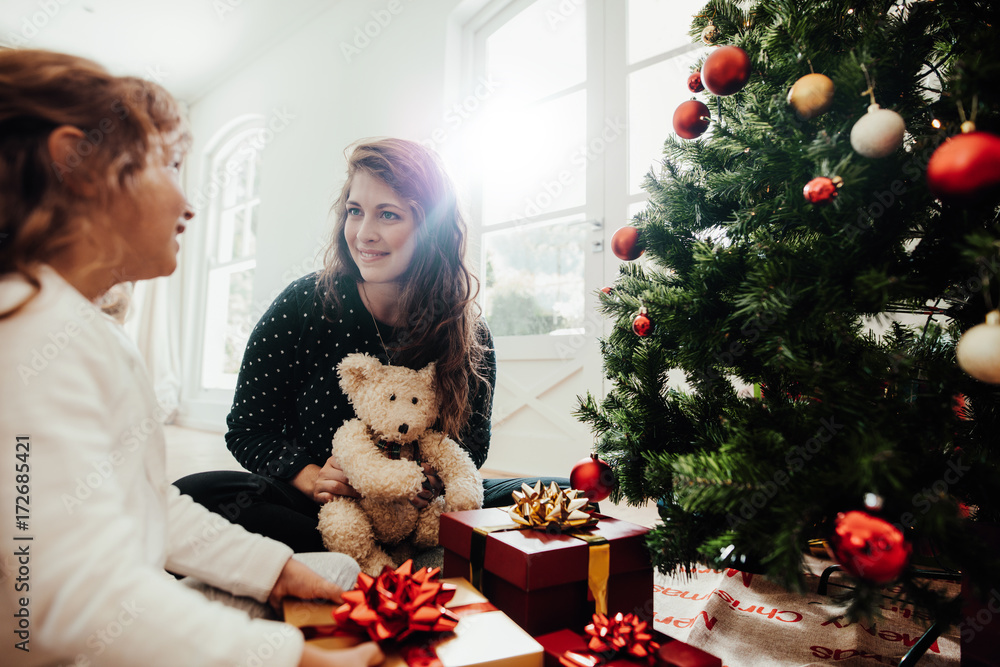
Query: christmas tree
xmin=577 ymin=0 xmax=1000 ymax=623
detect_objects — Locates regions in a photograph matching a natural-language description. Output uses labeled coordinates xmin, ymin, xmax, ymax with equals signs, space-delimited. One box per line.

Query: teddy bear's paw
xmin=359 ymin=548 xmax=396 ymax=576
xmin=411 ymin=501 xmax=443 ymax=549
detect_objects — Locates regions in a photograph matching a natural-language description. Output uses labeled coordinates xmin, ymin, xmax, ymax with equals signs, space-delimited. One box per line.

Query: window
xmin=199 ymin=122 xmax=264 ymax=390
xmin=466 ymin=0 xmax=706 ymax=339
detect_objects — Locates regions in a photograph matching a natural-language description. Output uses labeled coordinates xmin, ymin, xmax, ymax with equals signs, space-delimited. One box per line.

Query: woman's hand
xmin=268 ymin=557 xmax=345 ymax=610
xmin=292 ymin=457 xmax=360 ymax=504
xmin=410 ymin=463 xmax=443 ymax=509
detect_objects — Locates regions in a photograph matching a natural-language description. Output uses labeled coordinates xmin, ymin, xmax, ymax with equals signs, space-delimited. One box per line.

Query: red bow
xmin=561 ymin=613 xmax=662 ymax=667
xmin=332 ymin=560 xmax=460 ymax=643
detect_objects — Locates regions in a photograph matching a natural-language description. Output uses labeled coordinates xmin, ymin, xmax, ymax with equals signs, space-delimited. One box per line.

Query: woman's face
xmin=343 ymin=171 xmax=418 ymax=286
xmin=106 ymin=142 xmax=190 ymax=280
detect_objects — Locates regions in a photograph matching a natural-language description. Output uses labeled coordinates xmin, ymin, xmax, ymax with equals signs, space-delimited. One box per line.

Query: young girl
xmin=0 ymin=49 xmax=381 ymax=667
xmin=176 ymin=138 xmax=568 ymax=553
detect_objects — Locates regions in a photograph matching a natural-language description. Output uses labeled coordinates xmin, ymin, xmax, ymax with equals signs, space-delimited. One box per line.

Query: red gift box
xmin=440 ymin=507 xmax=653 ymax=636
xmin=535 ymin=628 xmax=722 ymax=667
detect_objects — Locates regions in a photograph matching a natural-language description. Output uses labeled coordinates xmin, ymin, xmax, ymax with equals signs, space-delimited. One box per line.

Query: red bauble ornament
xmin=570 ymin=454 xmax=614 ymax=503
xmin=701 ymin=46 xmax=751 ymax=96
xmin=926 ymin=131 xmax=1000 ymax=202
xmin=803 ymin=175 xmax=842 ymax=204
xmin=673 ymin=100 xmax=711 ymax=139
xmin=687 ymin=71 xmax=705 ymax=93
xmin=611 ymin=226 xmax=643 ymax=260
xmin=831 ymin=510 xmax=911 ymax=583
xmin=631 ymin=307 xmax=652 ymax=337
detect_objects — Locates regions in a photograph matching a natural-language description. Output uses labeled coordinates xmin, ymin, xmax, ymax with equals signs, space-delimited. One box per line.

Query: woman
xmin=0 ymin=49 xmax=381 ymax=667
xmin=176 ymin=138 xmax=568 ymax=553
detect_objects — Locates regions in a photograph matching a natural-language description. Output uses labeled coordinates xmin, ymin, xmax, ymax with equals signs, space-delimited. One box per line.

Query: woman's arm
xmin=225 ymin=277 xmax=316 ymax=481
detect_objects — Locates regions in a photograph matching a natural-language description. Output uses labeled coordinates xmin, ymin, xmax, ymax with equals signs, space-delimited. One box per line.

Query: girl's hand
xmin=268 ymin=557 xmax=344 ymax=610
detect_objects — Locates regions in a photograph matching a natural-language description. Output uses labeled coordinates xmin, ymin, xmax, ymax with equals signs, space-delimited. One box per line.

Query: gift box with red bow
xmin=283 ymin=560 xmax=543 ymax=667
xmin=535 ymin=613 xmax=721 ymax=667
xmin=439 ymin=490 xmax=653 ymax=636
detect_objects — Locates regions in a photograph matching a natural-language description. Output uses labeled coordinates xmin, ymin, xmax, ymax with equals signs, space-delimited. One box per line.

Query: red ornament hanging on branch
xmin=926 ymin=123 xmax=1000 ymax=203
xmin=830 ymin=510 xmax=911 ymax=583
xmin=701 ymin=46 xmax=751 ymax=96
xmin=611 ymin=225 xmax=643 ymax=260
xmin=673 ymin=99 xmax=711 ymax=139
xmin=803 ymin=175 xmax=843 ymax=204
xmin=570 ymin=454 xmax=614 ymax=503
xmin=687 ymin=71 xmax=705 ymax=93
xmin=632 ymin=307 xmax=653 ymax=337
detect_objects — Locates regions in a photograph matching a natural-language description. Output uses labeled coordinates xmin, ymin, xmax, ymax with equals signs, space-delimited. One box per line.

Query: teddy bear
xmin=317 ymin=352 xmax=484 ymax=575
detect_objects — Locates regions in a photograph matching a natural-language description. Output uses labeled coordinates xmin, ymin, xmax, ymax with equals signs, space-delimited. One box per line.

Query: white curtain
xmin=122 ymin=277 xmax=182 ymax=423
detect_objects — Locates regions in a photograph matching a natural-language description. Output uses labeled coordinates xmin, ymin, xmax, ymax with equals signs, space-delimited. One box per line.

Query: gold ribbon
xmin=467 ymin=482 xmax=610 ymax=615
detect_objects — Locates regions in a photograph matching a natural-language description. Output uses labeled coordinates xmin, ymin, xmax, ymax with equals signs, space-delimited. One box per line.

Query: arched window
xmin=198 ymin=118 xmax=265 ymax=391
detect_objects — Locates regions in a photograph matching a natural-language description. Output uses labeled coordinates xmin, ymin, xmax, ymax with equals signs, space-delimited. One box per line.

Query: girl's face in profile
xmin=344 ymin=171 xmax=418 ymax=286
xmin=105 ymin=140 xmax=191 ymax=280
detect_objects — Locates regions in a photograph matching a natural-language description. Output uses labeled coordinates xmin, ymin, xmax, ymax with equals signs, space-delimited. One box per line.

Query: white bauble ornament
xmin=850 ymin=104 xmax=906 ymax=158
xmin=957 ymin=311 xmax=1000 ymax=384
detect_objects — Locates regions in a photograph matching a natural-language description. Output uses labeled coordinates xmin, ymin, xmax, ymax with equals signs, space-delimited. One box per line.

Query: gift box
xmin=535 ymin=627 xmax=722 ymax=667
xmin=440 ymin=507 xmax=653 ymax=636
xmin=284 ymin=574 xmax=543 ymax=667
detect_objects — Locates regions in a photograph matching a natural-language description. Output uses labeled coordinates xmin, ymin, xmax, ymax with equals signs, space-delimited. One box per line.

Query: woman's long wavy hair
xmin=0 ymin=49 xmax=190 ymax=319
xmin=318 ymin=138 xmax=490 ymax=440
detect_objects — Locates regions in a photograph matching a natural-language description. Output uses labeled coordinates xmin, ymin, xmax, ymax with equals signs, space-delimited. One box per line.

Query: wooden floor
xmin=164 ymin=425 xmax=660 ymax=527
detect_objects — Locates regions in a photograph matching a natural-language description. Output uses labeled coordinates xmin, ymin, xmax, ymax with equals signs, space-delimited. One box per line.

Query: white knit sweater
xmin=0 ymin=266 xmax=304 ymax=667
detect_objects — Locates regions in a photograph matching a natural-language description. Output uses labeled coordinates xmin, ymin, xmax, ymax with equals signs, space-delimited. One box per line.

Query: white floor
xmin=164 ymin=424 xmax=660 ymax=527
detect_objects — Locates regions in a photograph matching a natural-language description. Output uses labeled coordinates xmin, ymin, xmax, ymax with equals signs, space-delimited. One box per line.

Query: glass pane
xmin=481 ymin=90 xmax=587 ymax=225
xmin=628 ymin=0 xmax=704 ymax=64
xmin=629 ymin=53 xmax=708 ymax=194
xmin=224 ymin=266 xmax=254 ymax=375
xmin=220 ymin=157 xmax=248 ymax=208
xmin=486 ymin=0 xmax=586 ymax=105
xmin=247 ymin=203 xmax=259 ymax=257
xmin=483 ymin=218 xmax=587 ymax=336
xmin=230 ymin=208 xmax=247 ymax=260
xmin=250 ymin=148 xmax=262 ymax=197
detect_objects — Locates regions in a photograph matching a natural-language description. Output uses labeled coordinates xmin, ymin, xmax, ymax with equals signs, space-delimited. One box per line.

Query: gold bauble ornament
xmin=701 ymin=22 xmax=720 ymax=44
xmin=957 ymin=311 xmax=1000 ymax=384
xmin=787 ymin=73 xmax=836 ymax=119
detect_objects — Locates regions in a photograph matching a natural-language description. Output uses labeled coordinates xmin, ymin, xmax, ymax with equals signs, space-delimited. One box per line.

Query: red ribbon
xmin=332 ymin=560 xmax=460 ymax=644
xmin=560 ymin=613 xmax=662 ymax=667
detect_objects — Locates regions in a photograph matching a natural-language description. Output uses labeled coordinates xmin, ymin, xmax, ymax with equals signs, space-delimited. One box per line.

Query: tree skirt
xmin=651 ymin=556 xmax=960 ymax=666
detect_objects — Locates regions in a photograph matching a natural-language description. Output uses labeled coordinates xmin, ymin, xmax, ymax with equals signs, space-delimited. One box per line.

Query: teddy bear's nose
xmin=398 ymin=423 xmax=409 ymax=435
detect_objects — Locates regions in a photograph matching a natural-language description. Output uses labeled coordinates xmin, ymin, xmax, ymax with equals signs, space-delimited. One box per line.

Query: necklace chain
xmin=361 ymin=283 xmax=394 ymax=366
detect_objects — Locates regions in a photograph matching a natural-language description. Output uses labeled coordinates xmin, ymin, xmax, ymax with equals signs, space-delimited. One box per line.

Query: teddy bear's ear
xmin=418 ymin=362 xmax=436 ymax=389
xmin=338 ymin=353 xmax=382 ymax=395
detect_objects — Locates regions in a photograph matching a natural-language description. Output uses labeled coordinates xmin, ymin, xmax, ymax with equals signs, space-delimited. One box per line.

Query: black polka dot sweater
xmin=224 ymin=272 xmax=496 ymax=481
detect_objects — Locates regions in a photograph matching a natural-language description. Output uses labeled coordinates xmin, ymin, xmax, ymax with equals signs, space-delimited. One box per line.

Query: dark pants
xmin=173 ymin=471 xmax=571 ymax=553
